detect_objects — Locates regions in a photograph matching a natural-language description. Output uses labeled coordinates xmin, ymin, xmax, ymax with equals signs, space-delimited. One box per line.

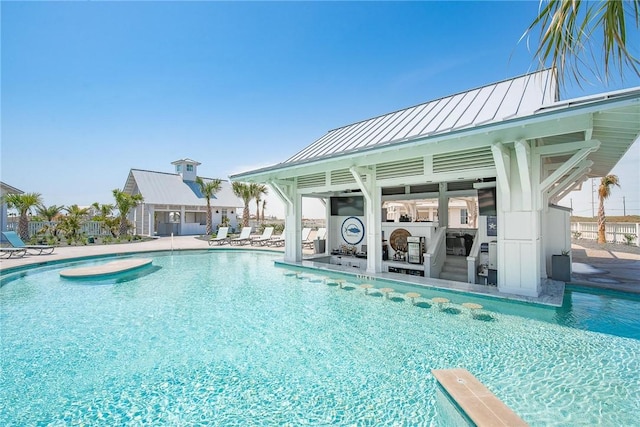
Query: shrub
xmin=572 ymin=231 xmax=582 ymax=239
xmin=623 ymin=233 xmax=636 ymax=245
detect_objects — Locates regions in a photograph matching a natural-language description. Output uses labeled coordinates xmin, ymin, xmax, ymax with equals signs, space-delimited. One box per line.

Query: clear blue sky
xmin=2 ymin=1 xmax=639 ymax=218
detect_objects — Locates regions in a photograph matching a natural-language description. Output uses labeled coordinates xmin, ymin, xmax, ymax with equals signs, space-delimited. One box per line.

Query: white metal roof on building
xmin=0 ymin=182 xmax=24 ymax=195
xmin=284 ymin=69 xmax=557 ymax=165
xmin=125 ymin=170 xmax=242 ymax=208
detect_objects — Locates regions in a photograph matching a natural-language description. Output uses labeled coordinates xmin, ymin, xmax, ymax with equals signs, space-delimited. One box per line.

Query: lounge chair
xmin=208 ymin=227 xmax=230 ymax=246
xmin=268 ymin=229 xmax=285 ymax=247
xmin=230 ymin=227 xmax=252 ymax=245
xmin=2 ymin=231 xmax=55 ymax=255
xmin=250 ymin=227 xmax=274 ymax=246
xmin=316 ymin=227 xmax=327 ymax=240
xmin=302 ymin=227 xmax=313 ymax=248
xmin=0 ymin=247 xmax=27 ymax=258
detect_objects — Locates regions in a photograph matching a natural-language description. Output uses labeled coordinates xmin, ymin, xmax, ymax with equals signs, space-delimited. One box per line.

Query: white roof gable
xmin=125 ymin=170 xmax=242 ymax=208
xmin=284 ymin=69 xmax=557 ymax=165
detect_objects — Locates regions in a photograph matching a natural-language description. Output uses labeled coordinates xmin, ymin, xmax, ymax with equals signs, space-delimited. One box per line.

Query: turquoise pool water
xmin=1 ymin=251 xmax=639 ymax=425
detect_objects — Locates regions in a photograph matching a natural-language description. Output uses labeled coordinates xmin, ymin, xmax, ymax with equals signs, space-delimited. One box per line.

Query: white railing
xmin=571 ymin=222 xmax=640 ymax=246
xmin=7 ymin=221 xmax=112 ymax=237
xmin=425 ymin=227 xmax=447 ymax=278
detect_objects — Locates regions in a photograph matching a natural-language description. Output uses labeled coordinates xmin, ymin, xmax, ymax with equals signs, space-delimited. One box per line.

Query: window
xmin=460 ymin=209 xmax=469 ymax=225
xmin=175 ymin=165 xmax=182 ymax=172
xmin=186 ymin=164 xmax=194 ymax=172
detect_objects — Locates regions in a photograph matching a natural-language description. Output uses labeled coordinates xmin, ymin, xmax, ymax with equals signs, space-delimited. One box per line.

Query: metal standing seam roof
xmin=283 ymin=69 xmax=557 ymax=165
xmin=0 ymin=182 xmax=24 ymax=194
xmin=126 ymin=170 xmax=243 ymax=208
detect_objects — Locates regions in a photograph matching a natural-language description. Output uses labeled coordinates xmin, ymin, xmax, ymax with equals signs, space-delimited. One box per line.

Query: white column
xmin=148 ymin=206 xmax=155 ymax=236
xmin=285 ymin=193 xmax=303 ymax=262
xmin=438 ymin=182 xmax=448 ymax=228
xmin=270 ymin=180 xmax=301 ymax=262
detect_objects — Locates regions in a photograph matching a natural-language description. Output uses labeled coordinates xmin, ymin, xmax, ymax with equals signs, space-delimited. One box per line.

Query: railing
xmin=571 ymin=222 xmax=640 ymax=246
xmin=7 ymin=221 xmax=112 ymax=237
xmin=425 ymin=227 xmax=446 ymax=279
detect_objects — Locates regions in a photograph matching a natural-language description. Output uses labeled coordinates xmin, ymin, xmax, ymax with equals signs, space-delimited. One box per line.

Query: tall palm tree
xmin=525 ymin=0 xmax=640 ymax=87
xmin=36 ymin=204 xmax=63 ymax=221
xmin=232 ymin=182 xmax=254 ymax=227
xmin=252 ymin=184 xmax=268 ymax=224
xmin=196 ymin=176 xmax=222 ymax=235
xmin=113 ymin=189 xmax=144 ymax=237
xmin=3 ymin=192 xmax=42 ymax=240
xmin=261 ymin=199 xmax=267 ymax=222
xmin=58 ymin=205 xmax=90 ymax=242
xmin=597 ymin=174 xmax=620 ymax=243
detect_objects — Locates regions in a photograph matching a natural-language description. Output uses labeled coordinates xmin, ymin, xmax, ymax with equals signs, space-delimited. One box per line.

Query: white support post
xmin=438 ymin=182 xmax=448 ymax=228
xmin=270 ymin=179 xmax=301 ymax=262
xmin=350 ymin=166 xmax=382 ymax=273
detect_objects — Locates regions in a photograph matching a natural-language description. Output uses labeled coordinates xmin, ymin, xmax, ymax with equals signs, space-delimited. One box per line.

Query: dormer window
xmin=186 ymin=164 xmax=194 ymax=172
xmin=176 ymin=165 xmax=182 ymax=172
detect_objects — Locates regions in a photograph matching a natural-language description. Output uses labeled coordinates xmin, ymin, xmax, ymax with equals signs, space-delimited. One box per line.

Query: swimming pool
xmin=1 ymin=251 xmax=639 ymax=425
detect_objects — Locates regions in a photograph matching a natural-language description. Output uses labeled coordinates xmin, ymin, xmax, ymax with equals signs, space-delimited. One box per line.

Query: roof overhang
xmin=231 ymin=87 xmax=640 ymax=184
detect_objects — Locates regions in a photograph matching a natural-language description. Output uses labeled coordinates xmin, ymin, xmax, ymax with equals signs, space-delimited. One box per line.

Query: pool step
xmin=432 ymin=368 xmax=528 ymax=427
xmin=440 ymin=256 xmax=467 ymax=282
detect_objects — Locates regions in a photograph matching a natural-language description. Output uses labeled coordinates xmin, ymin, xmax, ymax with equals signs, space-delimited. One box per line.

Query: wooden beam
xmin=539 ymin=141 xmax=600 ymax=192
xmin=269 ymin=180 xmax=294 ymax=207
xmin=547 ymin=159 xmax=593 ymax=200
xmin=534 ymin=139 xmax=599 ymax=156
xmin=515 ymin=139 xmax=532 ymax=210
xmin=349 ymin=166 xmax=373 ymax=205
xmin=491 ymin=143 xmax=511 ymax=211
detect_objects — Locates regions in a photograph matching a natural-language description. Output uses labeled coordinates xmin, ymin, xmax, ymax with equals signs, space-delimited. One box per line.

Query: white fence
xmin=7 ymin=221 xmax=111 ymax=237
xmin=571 ymin=222 xmax=640 ymax=246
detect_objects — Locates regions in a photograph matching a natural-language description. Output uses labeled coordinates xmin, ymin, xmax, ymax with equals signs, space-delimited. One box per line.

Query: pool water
xmin=1 ymin=251 xmax=639 ymax=426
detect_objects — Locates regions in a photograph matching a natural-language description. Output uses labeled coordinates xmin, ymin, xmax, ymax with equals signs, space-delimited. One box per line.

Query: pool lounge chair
xmin=316 ymin=227 xmax=327 ymax=240
xmin=0 ymin=247 xmax=27 ymax=258
xmin=268 ymin=229 xmax=285 ymax=247
xmin=301 ymin=227 xmax=313 ymax=248
xmin=208 ymin=227 xmax=230 ymax=246
xmin=250 ymin=227 xmax=274 ymax=246
xmin=230 ymin=227 xmax=252 ymax=245
xmin=2 ymin=231 xmax=55 ymax=255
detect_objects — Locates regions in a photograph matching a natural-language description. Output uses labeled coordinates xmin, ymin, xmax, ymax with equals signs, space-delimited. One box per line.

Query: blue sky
xmin=2 ymin=1 xmax=639 ymax=218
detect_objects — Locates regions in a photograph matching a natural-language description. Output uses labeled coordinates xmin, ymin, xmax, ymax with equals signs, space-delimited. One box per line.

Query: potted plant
xmin=552 ymin=249 xmax=571 ymax=282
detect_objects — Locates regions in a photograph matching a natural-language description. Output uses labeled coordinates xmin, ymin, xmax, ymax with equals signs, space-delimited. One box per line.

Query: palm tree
xmin=232 ymin=182 xmax=254 ymax=227
xmin=597 ymin=174 xmax=620 ymax=243
xmin=58 ymin=205 xmax=90 ymax=242
xmin=252 ymin=184 xmax=268 ymax=224
xmin=261 ymin=199 xmax=267 ymax=222
xmin=36 ymin=204 xmax=63 ymax=221
xmin=195 ymin=176 xmax=222 ymax=235
xmin=3 ymin=192 xmax=42 ymax=241
xmin=91 ymin=202 xmax=114 ymax=219
xmin=525 ymin=0 xmax=640 ymax=87
xmin=113 ymin=189 xmax=144 ymax=237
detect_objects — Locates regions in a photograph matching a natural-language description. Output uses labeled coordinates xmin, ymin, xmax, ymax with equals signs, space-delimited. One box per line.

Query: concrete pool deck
xmin=1 ymin=236 xmax=637 ymax=298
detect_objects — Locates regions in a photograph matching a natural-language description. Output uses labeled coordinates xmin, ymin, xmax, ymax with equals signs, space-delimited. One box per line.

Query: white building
xmin=230 ymin=70 xmax=640 ymax=299
xmin=123 ymin=159 xmax=243 ymax=236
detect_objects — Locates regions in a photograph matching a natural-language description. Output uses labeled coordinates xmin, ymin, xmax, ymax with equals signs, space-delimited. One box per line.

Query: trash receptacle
xmin=314 ymin=239 xmax=326 ymax=254
xmin=88 ymin=236 xmax=95 ymax=244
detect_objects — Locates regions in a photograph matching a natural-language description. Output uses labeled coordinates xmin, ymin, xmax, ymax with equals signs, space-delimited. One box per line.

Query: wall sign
xmin=487 ymin=215 xmax=497 ymax=236
xmin=341 ymin=216 xmax=365 ymax=245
